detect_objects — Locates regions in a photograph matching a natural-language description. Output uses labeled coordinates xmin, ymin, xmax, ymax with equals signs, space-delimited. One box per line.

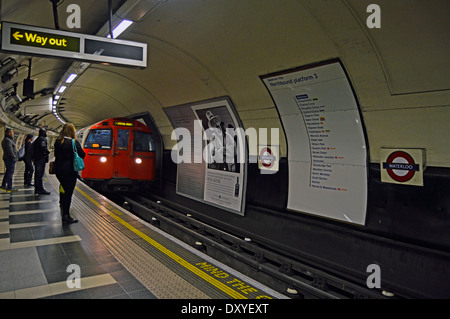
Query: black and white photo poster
xmin=165 ymin=97 xmax=246 ymax=215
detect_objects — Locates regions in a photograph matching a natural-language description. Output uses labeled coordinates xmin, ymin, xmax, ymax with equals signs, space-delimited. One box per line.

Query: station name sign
xmin=1 ymin=22 xmax=147 ymax=68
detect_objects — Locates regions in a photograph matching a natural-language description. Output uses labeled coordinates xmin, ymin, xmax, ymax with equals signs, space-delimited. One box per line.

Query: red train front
xmin=81 ymin=117 xmax=156 ymax=191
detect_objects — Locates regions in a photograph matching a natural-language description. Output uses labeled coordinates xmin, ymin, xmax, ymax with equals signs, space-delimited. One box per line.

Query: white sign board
xmin=262 ymin=60 xmax=368 ymax=225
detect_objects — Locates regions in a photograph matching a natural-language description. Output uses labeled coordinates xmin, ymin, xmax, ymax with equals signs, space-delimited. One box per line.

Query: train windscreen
xmin=84 ymin=129 xmax=112 ymax=149
xmin=117 ymin=129 xmax=130 ymax=149
xmin=134 ymin=131 xmax=155 ymax=152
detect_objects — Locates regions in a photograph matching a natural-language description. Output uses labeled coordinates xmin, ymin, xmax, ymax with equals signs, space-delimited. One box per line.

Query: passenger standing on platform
xmin=22 ymin=134 xmax=34 ymax=187
xmin=1 ymin=128 xmax=18 ymax=192
xmin=54 ymin=123 xmax=85 ymax=224
xmin=33 ymin=128 xmax=51 ymax=195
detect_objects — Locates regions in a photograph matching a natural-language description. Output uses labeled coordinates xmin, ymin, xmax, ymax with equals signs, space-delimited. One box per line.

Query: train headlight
xmin=135 ymin=158 xmax=142 ymax=164
xmin=100 ymin=156 xmax=107 ymax=163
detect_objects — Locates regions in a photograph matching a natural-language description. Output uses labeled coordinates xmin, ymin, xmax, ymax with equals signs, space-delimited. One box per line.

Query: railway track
xmin=113 ymin=193 xmax=390 ymax=299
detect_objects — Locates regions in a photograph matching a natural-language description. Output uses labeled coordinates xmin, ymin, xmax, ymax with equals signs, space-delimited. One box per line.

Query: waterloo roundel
xmin=259 ymin=147 xmax=275 ymax=169
xmin=383 ymin=151 xmax=420 ymax=183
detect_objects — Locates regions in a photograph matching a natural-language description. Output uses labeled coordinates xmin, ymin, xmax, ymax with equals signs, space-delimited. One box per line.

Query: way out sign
xmin=10 ymin=28 xmax=80 ymax=52
xmin=1 ymin=21 xmax=147 ymax=68
xmin=380 ymin=148 xmax=425 ymax=186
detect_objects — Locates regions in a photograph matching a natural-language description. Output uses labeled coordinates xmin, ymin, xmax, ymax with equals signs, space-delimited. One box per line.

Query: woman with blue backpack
xmin=54 ymin=123 xmax=85 ymax=224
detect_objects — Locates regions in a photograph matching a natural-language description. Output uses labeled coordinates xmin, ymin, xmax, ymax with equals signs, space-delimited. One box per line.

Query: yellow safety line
xmin=75 ymin=186 xmax=247 ymax=299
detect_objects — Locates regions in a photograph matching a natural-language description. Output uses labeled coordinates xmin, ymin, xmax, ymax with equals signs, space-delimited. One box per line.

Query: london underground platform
xmin=0 ymin=162 xmax=286 ymax=300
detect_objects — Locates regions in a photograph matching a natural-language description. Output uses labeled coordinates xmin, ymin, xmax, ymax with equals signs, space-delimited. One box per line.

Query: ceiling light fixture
xmin=65 ymin=73 xmax=77 ymax=83
xmin=107 ymin=19 xmax=133 ymax=38
xmin=52 ymin=1 xmax=141 ymax=127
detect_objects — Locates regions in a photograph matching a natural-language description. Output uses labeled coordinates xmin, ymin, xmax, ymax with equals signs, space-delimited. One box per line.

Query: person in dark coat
xmin=54 ymin=123 xmax=85 ymax=224
xmin=33 ymin=128 xmax=51 ymax=195
xmin=1 ymin=128 xmax=18 ymax=192
xmin=22 ymin=134 xmax=34 ymax=186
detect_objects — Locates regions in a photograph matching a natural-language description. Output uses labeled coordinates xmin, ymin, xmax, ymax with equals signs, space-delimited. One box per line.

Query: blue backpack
xmin=72 ymin=139 xmax=85 ymax=171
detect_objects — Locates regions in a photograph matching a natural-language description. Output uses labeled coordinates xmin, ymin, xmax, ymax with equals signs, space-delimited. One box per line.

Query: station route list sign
xmin=164 ymin=97 xmax=247 ymax=215
xmin=262 ymin=60 xmax=368 ymax=225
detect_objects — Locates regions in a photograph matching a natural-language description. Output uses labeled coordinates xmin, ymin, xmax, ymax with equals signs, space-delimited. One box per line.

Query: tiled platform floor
xmin=0 ymin=163 xmax=155 ymax=299
xmin=1 ymin=162 xmax=287 ymax=301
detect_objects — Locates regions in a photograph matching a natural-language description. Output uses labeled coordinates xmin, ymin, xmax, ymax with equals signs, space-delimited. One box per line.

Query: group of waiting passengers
xmin=1 ymin=123 xmax=85 ymax=224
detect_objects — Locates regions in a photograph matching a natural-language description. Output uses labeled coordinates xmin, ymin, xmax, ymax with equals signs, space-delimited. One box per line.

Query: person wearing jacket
xmin=33 ymin=128 xmax=51 ymax=195
xmin=22 ymin=134 xmax=34 ymax=187
xmin=1 ymin=128 xmax=18 ymax=192
xmin=54 ymin=123 xmax=85 ymax=224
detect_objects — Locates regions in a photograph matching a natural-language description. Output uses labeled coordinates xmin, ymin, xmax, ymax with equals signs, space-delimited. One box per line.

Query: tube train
xmin=79 ymin=117 xmax=156 ymax=192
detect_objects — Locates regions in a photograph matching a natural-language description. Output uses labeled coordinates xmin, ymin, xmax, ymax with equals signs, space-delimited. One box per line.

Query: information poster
xmin=261 ymin=60 xmax=368 ymax=225
xmin=164 ymin=97 xmax=246 ymax=215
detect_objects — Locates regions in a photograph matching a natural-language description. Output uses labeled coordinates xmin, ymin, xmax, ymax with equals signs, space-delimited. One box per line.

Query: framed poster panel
xmin=164 ymin=97 xmax=247 ymax=215
xmin=261 ymin=60 xmax=369 ymax=225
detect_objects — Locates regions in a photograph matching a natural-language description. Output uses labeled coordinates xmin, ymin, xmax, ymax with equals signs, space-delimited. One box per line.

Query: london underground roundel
xmin=259 ymin=147 xmax=275 ymax=169
xmin=383 ymin=151 xmax=419 ymax=183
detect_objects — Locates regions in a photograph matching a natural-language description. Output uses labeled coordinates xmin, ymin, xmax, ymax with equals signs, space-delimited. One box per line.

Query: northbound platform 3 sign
xmin=1 ymin=22 xmax=147 ymax=68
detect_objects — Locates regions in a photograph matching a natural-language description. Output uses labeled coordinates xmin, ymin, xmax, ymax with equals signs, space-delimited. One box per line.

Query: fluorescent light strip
xmin=58 ymin=85 xmax=67 ymax=93
xmin=107 ymin=19 xmax=133 ymax=38
xmin=65 ymin=73 xmax=77 ymax=83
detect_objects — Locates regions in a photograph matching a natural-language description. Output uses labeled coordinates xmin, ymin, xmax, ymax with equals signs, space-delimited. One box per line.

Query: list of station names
xmin=262 ymin=60 xmax=368 ymax=225
xmin=295 ymin=94 xmax=347 ymax=192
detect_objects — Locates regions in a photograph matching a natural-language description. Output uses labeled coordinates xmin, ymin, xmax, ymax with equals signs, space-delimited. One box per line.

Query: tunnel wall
xmin=156 ymin=150 xmax=450 ymax=298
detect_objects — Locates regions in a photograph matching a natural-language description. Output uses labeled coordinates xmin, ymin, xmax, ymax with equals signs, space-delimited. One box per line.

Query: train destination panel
xmin=262 ymin=60 xmax=368 ymax=225
xmin=1 ymin=21 xmax=147 ymax=68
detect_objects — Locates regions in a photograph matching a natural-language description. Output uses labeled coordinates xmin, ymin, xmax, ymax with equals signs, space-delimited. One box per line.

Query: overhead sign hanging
xmin=1 ymin=21 xmax=147 ymax=68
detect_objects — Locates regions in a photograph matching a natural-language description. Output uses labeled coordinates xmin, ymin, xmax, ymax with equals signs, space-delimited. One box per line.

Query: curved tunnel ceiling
xmin=0 ymin=0 xmax=448 ymax=167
